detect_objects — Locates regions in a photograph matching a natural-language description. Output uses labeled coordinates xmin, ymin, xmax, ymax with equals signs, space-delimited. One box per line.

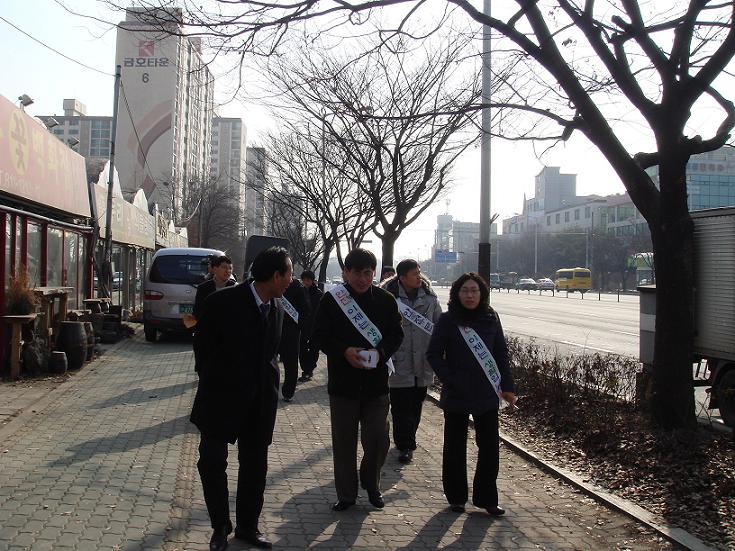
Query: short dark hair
xmin=250 ymin=246 xmax=291 ymax=282
xmin=211 ymin=255 xmax=232 ymax=267
xmin=448 ymin=272 xmax=490 ymax=313
xmin=344 ymin=248 xmax=377 ymax=271
xmin=301 ymin=270 xmax=316 ymax=281
xmin=396 ymin=259 xmax=419 ymax=278
xmin=380 ymin=265 xmax=396 ymax=280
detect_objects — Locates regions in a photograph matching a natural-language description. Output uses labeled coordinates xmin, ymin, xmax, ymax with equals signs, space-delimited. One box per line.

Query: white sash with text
xmin=278 ymin=296 xmax=299 ymax=324
xmin=458 ymin=325 xmax=505 ymax=403
xmin=397 ymin=300 xmax=434 ymax=335
xmin=328 ymin=285 xmax=394 ymax=374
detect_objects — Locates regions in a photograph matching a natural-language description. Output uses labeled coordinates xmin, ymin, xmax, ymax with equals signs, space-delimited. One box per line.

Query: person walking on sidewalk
xmin=426 ymin=272 xmax=517 ymax=517
xmin=312 ymin=248 xmax=404 ymax=512
xmin=279 ymin=277 xmax=309 ymax=402
xmin=381 ymin=259 xmax=442 ymax=464
xmin=298 ymin=270 xmax=323 ymax=382
xmin=190 ymin=247 xmax=293 ymax=551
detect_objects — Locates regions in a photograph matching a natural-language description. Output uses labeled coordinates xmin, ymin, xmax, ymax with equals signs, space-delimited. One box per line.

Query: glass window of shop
xmin=47 ymin=227 xmax=64 ymax=288
xmin=5 ymin=215 xmax=12 ymax=292
xmin=111 ymin=245 xmax=122 ymax=306
xmin=65 ymin=232 xmax=79 ymax=308
xmin=80 ymin=237 xmax=90 ymax=299
xmin=15 ymin=217 xmax=23 ymax=277
xmin=27 ymin=222 xmax=42 ymax=287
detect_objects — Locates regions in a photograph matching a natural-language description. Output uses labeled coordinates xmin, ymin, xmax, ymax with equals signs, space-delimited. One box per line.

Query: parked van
xmin=143 ymin=247 xmax=224 ymax=342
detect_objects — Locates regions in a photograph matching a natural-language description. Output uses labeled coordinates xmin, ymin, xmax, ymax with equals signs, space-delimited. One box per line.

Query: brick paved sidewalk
xmin=0 ymin=329 xmax=673 ymax=551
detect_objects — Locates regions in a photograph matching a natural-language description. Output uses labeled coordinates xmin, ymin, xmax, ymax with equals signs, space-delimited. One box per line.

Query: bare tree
xmin=260 ymin=124 xmax=378 ymax=279
xmin=263 ymin=36 xmax=481 ymax=266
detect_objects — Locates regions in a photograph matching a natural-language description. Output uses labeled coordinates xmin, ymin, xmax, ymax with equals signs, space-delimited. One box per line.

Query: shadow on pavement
xmin=47 ymin=414 xmax=192 ymax=467
xmin=90 ymin=381 xmax=196 ymax=409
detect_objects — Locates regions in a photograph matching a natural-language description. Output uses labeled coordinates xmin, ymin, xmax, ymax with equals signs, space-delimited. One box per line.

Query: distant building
xmin=114 ymin=7 xmax=214 ymax=218
xmin=245 ymin=147 xmax=268 ymax=236
xmin=647 ymin=145 xmax=735 ymax=211
xmin=210 ymin=117 xmax=247 ymax=235
xmin=39 ymin=99 xmax=113 ymax=165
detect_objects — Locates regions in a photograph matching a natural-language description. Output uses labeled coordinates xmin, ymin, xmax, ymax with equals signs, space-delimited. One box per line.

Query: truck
xmin=639 ymin=207 xmax=735 ymax=427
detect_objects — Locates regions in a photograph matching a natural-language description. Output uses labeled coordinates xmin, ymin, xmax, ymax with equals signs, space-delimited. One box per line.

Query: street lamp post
xmin=478 ymin=0 xmax=492 ymax=283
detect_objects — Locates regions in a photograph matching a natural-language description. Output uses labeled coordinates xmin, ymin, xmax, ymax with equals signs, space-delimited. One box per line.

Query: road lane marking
xmin=560 ymin=340 xmax=617 ymax=354
xmin=609 ymin=330 xmax=638 ymax=336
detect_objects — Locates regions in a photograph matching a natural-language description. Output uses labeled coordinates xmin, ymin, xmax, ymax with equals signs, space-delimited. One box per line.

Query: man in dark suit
xmin=298 ymin=270 xmax=323 ymax=382
xmin=190 ymin=247 xmax=293 ymax=551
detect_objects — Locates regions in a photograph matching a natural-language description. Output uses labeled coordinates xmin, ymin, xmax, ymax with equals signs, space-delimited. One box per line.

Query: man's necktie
xmin=260 ymin=302 xmax=270 ymax=320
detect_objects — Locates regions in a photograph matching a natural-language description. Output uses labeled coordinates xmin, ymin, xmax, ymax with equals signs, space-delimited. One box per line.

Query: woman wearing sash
xmin=426 ymin=272 xmax=516 ymax=516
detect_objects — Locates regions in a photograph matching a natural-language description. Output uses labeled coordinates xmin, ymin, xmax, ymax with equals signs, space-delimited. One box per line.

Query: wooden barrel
xmin=83 ymin=321 xmax=95 ymax=361
xmin=49 ymin=351 xmax=68 ymax=374
xmin=56 ymin=321 xmax=87 ymax=370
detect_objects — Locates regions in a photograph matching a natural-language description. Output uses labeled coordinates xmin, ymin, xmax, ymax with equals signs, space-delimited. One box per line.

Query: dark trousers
xmin=389 ymin=386 xmax=428 ymax=451
xmin=442 ymin=408 xmax=499 ymax=507
xmin=279 ymin=326 xmax=300 ymax=399
xmin=197 ymin=432 xmax=268 ymax=531
xmin=299 ymin=333 xmax=319 ymax=375
xmin=329 ymin=394 xmax=390 ymax=502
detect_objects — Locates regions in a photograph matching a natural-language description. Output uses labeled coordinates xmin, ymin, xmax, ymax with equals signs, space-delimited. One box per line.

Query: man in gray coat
xmin=381 ymin=259 xmax=442 ymax=463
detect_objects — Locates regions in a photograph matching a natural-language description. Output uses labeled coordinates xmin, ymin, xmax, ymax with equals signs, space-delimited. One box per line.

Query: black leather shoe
xmin=209 ymin=524 xmax=231 ymax=551
xmin=332 ymin=500 xmax=355 ymax=511
xmin=449 ymin=504 xmax=465 ymax=513
xmin=485 ymin=505 xmax=505 ymax=516
xmin=234 ymin=528 xmax=272 ymax=549
xmin=367 ymin=490 xmax=385 ymax=509
xmin=398 ymin=449 xmax=413 ymax=463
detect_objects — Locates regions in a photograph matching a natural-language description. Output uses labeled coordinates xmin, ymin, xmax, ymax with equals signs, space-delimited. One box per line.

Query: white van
xmin=143 ymin=247 xmax=224 ymax=342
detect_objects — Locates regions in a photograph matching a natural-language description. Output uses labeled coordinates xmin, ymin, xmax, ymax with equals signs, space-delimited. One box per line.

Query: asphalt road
xmin=434 ymin=287 xmax=640 ymax=357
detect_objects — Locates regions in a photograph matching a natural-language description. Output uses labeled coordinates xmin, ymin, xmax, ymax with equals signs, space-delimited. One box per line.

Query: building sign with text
xmin=0 ymin=94 xmax=90 ymax=217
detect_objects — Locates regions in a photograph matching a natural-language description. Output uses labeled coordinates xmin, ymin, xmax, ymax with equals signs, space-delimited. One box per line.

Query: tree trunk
xmin=381 ymin=231 xmax=397 ymax=268
xmin=649 ymin=164 xmax=697 ymax=431
xmin=317 ymin=241 xmax=333 ymax=284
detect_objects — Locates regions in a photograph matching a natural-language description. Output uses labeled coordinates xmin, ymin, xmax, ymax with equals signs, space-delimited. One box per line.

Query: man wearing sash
xmin=426 ymin=272 xmax=516 ymax=517
xmin=279 ymin=277 xmax=309 ymax=402
xmin=312 ymin=248 xmax=404 ymax=511
xmin=381 ymin=259 xmax=442 ymax=464
xmin=191 ymin=247 xmax=292 ymax=550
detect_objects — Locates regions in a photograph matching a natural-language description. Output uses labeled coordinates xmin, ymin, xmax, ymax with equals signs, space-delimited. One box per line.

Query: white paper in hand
xmin=357 ymin=349 xmax=379 ymax=369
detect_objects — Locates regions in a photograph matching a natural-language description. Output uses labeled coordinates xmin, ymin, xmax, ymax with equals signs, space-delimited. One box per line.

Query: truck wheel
xmin=144 ymin=325 xmax=157 ymax=343
xmin=717 ymin=370 xmax=735 ymax=427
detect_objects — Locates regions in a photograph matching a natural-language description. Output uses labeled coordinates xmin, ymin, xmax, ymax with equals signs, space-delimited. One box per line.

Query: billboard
xmin=434 ymin=250 xmax=458 ymax=263
xmin=0 ymin=95 xmax=90 ymax=217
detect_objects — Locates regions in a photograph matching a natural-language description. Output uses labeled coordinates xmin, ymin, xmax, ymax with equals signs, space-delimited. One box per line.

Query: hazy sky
xmin=0 ymin=0 xmax=629 ymax=261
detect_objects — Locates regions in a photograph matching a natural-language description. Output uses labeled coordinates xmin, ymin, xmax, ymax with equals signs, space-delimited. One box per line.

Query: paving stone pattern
xmin=0 ymin=330 xmax=673 ymax=551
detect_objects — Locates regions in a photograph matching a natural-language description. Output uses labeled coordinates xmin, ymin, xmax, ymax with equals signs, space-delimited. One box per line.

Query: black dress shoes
xmin=209 ymin=524 xmax=231 ymax=551
xmin=234 ymin=528 xmax=272 ymax=549
xmin=485 ymin=505 xmax=505 ymax=516
xmin=332 ymin=500 xmax=355 ymax=511
xmin=367 ymin=490 xmax=385 ymax=509
xmin=449 ymin=504 xmax=465 ymax=513
xmin=397 ymin=449 xmax=413 ymax=463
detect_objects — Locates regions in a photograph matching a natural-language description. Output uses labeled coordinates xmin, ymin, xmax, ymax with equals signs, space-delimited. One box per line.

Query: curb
xmin=0 ymin=325 xmax=143 ymax=442
xmin=425 ymin=388 xmax=720 ymax=551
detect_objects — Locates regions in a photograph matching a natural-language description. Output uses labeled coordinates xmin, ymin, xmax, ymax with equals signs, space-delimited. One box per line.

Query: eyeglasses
xmin=459 ymin=289 xmax=480 ymax=295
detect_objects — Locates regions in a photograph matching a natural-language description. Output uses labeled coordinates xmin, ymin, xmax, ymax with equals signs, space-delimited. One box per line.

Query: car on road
xmin=516 ymin=278 xmax=538 ymax=291
xmin=488 ymin=273 xmax=501 ymax=289
xmin=537 ymin=277 xmax=554 ymax=291
xmin=143 ymin=247 xmax=224 ymax=342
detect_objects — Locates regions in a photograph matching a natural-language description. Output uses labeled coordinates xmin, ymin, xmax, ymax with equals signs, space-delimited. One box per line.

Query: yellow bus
xmin=555 ymin=267 xmax=592 ymax=292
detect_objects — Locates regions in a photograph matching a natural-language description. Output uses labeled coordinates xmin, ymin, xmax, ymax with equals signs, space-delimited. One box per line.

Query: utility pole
xmin=101 ymin=65 xmax=121 ymax=299
xmin=478 ymin=0 xmax=492 ymax=283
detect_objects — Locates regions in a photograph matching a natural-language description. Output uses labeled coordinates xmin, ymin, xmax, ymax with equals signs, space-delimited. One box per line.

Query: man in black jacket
xmin=312 ymin=248 xmax=403 ymax=512
xmin=298 ymin=270 xmax=323 ymax=381
xmin=191 ymin=247 xmax=293 ymax=551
